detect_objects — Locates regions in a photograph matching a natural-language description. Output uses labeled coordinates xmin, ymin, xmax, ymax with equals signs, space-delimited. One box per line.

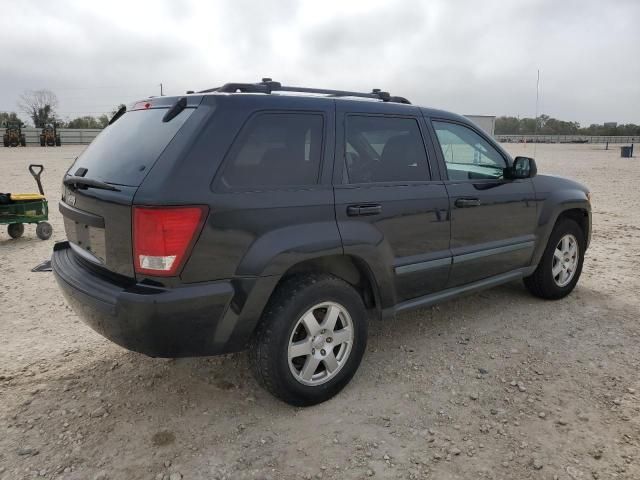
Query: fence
xmin=3 ymin=128 xmax=638 ymax=147
xmin=496 ymin=134 xmax=639 ymax=144
xmin=0 ymin=128 xmax=102 ymax=145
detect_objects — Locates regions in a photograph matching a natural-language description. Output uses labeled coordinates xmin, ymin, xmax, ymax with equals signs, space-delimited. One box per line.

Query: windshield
xmin=68 ymin=107 xmax=195 ymax=187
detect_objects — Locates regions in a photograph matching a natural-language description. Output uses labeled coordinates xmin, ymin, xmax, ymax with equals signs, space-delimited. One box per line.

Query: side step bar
xmin=394 ymin=267 xmax=535 ymax=315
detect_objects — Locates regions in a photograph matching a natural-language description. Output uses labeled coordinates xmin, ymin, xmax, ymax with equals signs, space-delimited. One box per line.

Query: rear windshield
xmin=68 ymin=107 xmax=195 ymax=186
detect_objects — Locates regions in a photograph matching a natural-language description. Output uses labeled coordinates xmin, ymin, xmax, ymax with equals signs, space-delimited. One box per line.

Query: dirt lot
xmin=1 ymin=143 xmax=638 ymax=480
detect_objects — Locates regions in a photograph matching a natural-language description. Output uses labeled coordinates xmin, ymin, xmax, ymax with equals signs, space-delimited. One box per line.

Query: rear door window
xmin=218 ymin=113 xmax=324 ymax=190
xmin=344 ymin=116 xmax=430 ymax=183
xmin=68 ymin=108 xmax=195 ymax=187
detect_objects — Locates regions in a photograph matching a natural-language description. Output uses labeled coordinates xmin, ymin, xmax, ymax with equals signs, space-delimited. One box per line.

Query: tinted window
xmin=219 ymin=113 xmax=323 ymax=189
xmin=345 ymin=116 xmax=430 ymax=183
xmin=432 ymin=121 xmax=506 ymax=180
xmin=69 ymin=108 xmax=195 ymax=186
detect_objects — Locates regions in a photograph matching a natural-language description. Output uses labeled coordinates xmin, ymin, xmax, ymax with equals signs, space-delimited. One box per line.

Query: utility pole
xmin=159 ymin=83 xmax=164 ymax=96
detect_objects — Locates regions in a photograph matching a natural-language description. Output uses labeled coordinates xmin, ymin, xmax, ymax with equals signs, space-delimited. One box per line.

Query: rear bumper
xmin=51 ymin=241 xmax=241 ymax=357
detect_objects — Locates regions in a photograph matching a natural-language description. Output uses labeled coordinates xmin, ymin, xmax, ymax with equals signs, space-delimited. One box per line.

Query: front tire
xmin=250 ymin=274 xmax=368 ymax=406
xmin=524 ymin=218 xmax=585 ymax=299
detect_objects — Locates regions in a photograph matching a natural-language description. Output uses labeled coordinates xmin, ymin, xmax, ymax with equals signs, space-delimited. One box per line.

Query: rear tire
xmin=36 ymin=222 xmax=52 ymax=240
xmin=8 ymin=223 xmax=24 ymax=239
xmin=250 ymin=274 xmax=368 ymax=406
xmin=524 ymin=218 xmax=585 ymax=299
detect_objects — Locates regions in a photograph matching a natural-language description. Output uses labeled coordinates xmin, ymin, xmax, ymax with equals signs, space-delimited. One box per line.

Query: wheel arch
xmin=532 ymin=199 xmax=591 ymax=267
xmin=226 ymin=254 xmax=386 ymax=354
xmin=280 ymin=254 xmax=382 ymax=316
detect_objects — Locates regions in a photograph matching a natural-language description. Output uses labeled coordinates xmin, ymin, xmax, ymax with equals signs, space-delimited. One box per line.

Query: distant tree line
xmin=496 ymin=114 xmax=640 ymax=136
xmin=1 ymin=89 xmax=124 ymax=129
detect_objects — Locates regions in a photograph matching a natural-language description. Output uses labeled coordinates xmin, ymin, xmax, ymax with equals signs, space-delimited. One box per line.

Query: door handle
xmin=347 ymin=204 xmax=382 ymax=216
xmin=455 ymin=198 xmax=481 ymax=208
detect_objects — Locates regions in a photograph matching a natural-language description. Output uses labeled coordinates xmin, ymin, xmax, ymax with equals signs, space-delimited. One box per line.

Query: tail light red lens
xmin=133 ymin=206 xmax=207 ymax=277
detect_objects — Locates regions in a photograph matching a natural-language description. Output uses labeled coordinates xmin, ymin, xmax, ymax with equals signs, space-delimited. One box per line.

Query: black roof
xmin=135 ymin=78 xmax=469 ymax=125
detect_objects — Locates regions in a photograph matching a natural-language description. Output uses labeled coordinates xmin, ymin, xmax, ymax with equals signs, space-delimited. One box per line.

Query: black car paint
xmin=52 ymin=93 xmax=591 ymax=357
xmin=333 ymin=101 xmax=451 ymax=304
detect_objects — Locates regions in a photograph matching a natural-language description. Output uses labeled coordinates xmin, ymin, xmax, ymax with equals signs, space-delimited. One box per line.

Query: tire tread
xmin=524 ymin=218 xmax=585 ymax=300
xmin=249 ymin=273 xmax=364 ymax=405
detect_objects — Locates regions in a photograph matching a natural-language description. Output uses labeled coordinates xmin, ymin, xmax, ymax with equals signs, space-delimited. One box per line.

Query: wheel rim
xmin=552 ymin=234 xmax=579 ymax=287
xmin=287 ymin=301 xmax=354 ymax=386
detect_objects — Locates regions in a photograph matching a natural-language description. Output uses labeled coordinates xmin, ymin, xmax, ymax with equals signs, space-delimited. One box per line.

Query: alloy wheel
xmin=552 ymin=233 xmax=579 ymax=287
xmin=287 ymin=302 xmax=354 ymax=386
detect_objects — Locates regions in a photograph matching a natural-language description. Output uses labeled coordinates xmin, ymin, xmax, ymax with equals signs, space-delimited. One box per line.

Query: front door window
xmin=432 ymin=121 xmax=506 ymax=180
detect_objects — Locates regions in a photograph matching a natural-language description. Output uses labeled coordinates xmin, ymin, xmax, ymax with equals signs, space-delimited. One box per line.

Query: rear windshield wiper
xmin=108 ymin=105 xmax=126 ymax=125
xmin=162 ymin=97 xmax=187 ymax=122
xmin=63 ymin=176 xmax=121 ymax=192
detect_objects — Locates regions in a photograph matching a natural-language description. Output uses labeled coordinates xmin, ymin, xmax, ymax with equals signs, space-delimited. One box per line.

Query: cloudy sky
xmin=1 ymin=0 xmax=638 ymax=125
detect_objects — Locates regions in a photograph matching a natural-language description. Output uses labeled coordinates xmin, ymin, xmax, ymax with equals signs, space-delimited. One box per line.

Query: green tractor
xmin=3 ymin=122 xmax=27 ymax=147
xmin=40 ymin=124 xmax=61 ymax=147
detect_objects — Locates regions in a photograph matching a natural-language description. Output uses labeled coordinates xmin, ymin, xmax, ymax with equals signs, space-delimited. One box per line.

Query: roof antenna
xmin=534 ymin=69 xmax=540 ymax=158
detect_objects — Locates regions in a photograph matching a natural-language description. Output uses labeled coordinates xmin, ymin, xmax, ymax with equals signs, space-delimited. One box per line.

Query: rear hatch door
xmin=61 ymin=96 xmax=202 ymax=277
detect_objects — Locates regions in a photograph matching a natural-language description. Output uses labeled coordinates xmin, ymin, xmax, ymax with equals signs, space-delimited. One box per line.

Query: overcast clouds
xmin=1 ymin=0 xmax=638 ymax=125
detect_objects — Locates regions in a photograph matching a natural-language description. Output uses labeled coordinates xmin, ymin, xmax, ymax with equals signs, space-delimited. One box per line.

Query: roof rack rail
xmin=197 ymin=78 xmax=411 ymax=104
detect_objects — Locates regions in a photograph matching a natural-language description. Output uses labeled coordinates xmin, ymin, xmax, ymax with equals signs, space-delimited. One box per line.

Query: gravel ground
xmin=0 ymin=143 xmax=638 ymax=480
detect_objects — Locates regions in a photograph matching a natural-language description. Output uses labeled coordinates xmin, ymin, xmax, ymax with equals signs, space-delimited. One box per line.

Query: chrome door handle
xmin=455 ymin=198 xmax=481 ymax=208
xmin=347 ymin=204 xmax=382 ymax=216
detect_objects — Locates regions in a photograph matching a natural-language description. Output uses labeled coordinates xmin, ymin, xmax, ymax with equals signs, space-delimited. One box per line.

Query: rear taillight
xmin=133 ymin=206 xmax=207 ymax=277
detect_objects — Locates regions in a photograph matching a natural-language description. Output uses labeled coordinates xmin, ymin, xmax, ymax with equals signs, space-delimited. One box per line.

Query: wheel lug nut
xmin=326 ymin=337 xmax=332 ymax=343
xmin=320 ymin=349 xmax=326 ymax=356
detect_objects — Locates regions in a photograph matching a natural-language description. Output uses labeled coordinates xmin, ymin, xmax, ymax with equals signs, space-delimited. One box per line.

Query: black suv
xmin=52 ymin=79 xmax=591 ymax=406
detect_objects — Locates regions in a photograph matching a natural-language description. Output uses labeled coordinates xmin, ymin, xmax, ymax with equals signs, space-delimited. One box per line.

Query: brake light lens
xmin=133 ymin=206 xmax=207 ymax=276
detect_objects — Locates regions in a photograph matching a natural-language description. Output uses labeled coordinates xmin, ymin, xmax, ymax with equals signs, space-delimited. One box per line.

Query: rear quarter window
xmin=216 ymin=112 xmax=324 ymax=190
xmin=68 ymin=108 xmax=195 ymax=187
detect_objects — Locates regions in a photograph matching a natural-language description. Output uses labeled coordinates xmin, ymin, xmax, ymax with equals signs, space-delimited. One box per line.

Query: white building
xmin=464 ymin=115 xmax=496 ymax=137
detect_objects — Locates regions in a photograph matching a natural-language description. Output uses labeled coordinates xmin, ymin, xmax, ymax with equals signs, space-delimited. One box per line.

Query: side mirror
xmin=505 ymin=156 xmax=537 ymax=179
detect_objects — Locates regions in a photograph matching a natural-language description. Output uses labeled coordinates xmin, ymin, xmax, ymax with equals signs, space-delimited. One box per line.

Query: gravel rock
xmin=566 ymin=466 xmax=584 ymax=479
xmin=169 ymin=473 xmax=182 ymax=480
xmin=17 ymin=447 xmax=39 ymax=456
xmin=90 ymin=406 xmax=107 ymax=418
